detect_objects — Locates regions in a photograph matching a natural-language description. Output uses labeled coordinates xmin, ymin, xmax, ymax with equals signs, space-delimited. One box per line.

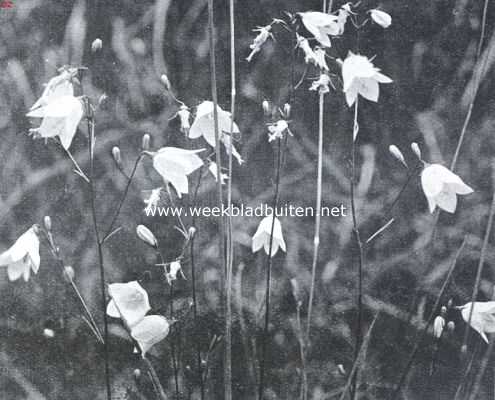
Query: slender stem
xmin=225 ymin=0 xmax=236 ymax=399
xmin=258 ymin=140 xmax=283 ymax=400
xmin=389 ymin=239 xmax=467 ymax=400
xmin=143 ymin=356 xmax=168 ymax=400
xmin=60 ymin=143 xmax=90 ymax=183
xmin=306 ymin=92 xmax=324 ymax=341
xmin=350 ymin=99 xmax=364 ymax=400
xmin=170 ymin=283 xmax=180 ymax=399
xmin=102 ymin=154 xmax=143 ymax=242
xmin=467 ymin=338 xmax=495 ymax=400
xmin=296 ymin=304 xmax=308 ymax=400
xmin=86 ymin=108 xmax=111 ymax=400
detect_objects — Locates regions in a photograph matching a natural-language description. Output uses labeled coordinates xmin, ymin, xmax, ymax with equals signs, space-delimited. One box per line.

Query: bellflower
xmin=298 ymin=12 xmax=340 ymax=47
xmin=0 ymin=227 xmax=40 ymax=282
xmin=252 ymin=216 xmax=286 ymax=257
xmin=458 ymin=301 xmax=495 ymax=343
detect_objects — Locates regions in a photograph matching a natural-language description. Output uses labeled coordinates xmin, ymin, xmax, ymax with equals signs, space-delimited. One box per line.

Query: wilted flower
xmin=298 ymin=12 xmax=340 ymax=47
xmin=389 ymin=145 xmax=407 ymax=167
xmin=268 ymin=120 xmax=290 ymax=142
xmin=177 ymin=105 xmax=191 ymax=134
xmin=189 ymin=101 xmax=243 ymax=164
xmin=296 ymin=34 xmax=318 ymax=65
xmin=310 ymin=73 xmax=331 ymax=94
xmin=165 ymin=261 xmax=185 ymax=285
xmin=421 ymin=164 xmax=473 ymax=213
xmin=314 ymin=48 xmax=329 ymax=71
xmin=27 ymin=95 xmax=84 ymax=150
xmin=0 ymin=227 xmax=40 ymax=282
xmin=246 ymin=24 xmax=272 ymax=62
xmin=458 ymin=301 xmax=495 ymax=343
xmin=29 ymin=69 xmax=76 ymax=111
xmin=136 ymin=225 xmax=158 ymax=248
xmin=342 ymin=52 xmax=392 ymax=107
xmin=252 ymin=216 xmax=286 ymax=257
xmin=107 ymin=281 xmax=170 ymax=355
xmin=335 ymin=3 xmax=353 ymax=34
xmin=370 ymin=9 xmax=392 ymax=28
xmin=151 ymin=147 xmax=204 ymax=198
xmin=143 ymin=188 xmax=162 ymax=214
xmin=433 ymin=316 xmax=445 ymax=339
xmin=209 ymin=162 xmax=228 ymax=185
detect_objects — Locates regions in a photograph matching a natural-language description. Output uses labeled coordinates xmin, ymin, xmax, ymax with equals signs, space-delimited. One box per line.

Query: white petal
xmin=107 ymin=281 xmax=151 ymax=328
xmin=106 ymin=299 xmax=121 ymax=319
xmin=131 ymin=315 xmax=170 ymax=356
xmin=264 ymin=241 xmax=280 ymax=257
xmin=154 ymin=147 xmax=204 ymax=175
xmin=434 ymin=189 xmax=457 ymax=213
xmin=374 ymin=72 xmax=393 ymax=83
xmin=221 ymin=135 xmax=244 ymax=165
xmin=357 ymin=78 xmax=379 ymax=103
xmin=370 ymin=9 xmax=392 ymax=28
xmin=299 ymin=12 xmax=338 ymax=47
xmin=345 ymin=83 xmax=358 ymax=107
xmin=252 ymin=231 xmax=266 ymax=253
xmin=426 ymin=195 xmax=437 ymax=213
xmin=421 ymin=165 xmax=447 ymax=198
xmin=7 ymin=259 xmax=28 ymax=281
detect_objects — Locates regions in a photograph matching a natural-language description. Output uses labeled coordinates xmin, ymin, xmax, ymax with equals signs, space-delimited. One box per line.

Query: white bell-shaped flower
xmin=0 ymin=227 xmax=40 ymax=282
xmin=342 ymin=52 xmax=392 ymax=107
xmin=107 ymin=281 xmax=151 ymax=328
xmin=459 ymin=301 xmax=495 ymax=343
xmin=252 ymin=216 xmax=286 ymax=257
xmin=30 ymin=69 xmax=76 ymax=111
xmin=421 ymin=164 xmax=473 ymax=213
xmin=298 ymin=12 xmax=340 ymax=47
xmin=151 ymin=147 xmax=204 ymax=198
xmin=26 ymin=95 xmax=84 ymax=150
xmin=131 ymin=315 xmax=170 ymax=356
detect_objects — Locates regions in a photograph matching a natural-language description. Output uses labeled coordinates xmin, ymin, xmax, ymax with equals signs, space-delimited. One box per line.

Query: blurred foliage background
xmin=1 ymin=0 xmax=495 ymax=399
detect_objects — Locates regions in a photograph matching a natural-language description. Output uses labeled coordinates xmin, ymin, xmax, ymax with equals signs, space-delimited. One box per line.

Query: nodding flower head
xmin=0 ymin=226 xmax=40 ymax=282
xmin=252 ymin=216 xmax=287 ymax=257
xmin=298 ymin=12 xmax=340 ymax=47
xmin=458 ymin=301 xmax=495 ymax=343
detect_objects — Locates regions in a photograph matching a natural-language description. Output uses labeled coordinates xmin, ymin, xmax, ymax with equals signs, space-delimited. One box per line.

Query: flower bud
xmin=411 ymin=142 xmax=421 ymax=160
xmin=283 ymin=103 xmax=291 ymax=119
xmin=447 ymin=298 xmax=454 ymax=309
xmin=290 ymin=278 xmax=301 ymax=306
xmin=133 ymin=368 xmax=141 ymax=383
xmin=44 ymin=216 xmax=52 ymax=232
xmin=188 ymin=226 xmax=196 ymax=239
xmin=63 ymin=266 xmax=75 ymax=283
xmin=433 ymin=315 xmax=445 ymax=339
xmin=112 ymin=146 xmax=122 ymax=167
xmin=142 ymin=134 xmax=151 ymax=151
xmin=43 ymin=328 xmax=55 ymax=339
xmin=389 ymin=145 xmax=407 ymax=168
xmin=160 ymin=74 xmax=171 ymax=91
xmin=441 ymin=306 xmax=447 ymax=316
xmin=262 ymin=100 xmax=270 ymax=117
xmin=337 ymin=364 xmax=346 ymax=376
xmin=136 ymin=225 xmax=158 ymax=248
xmin=91 ymin=38 xmax=103 ymax=53
xmin=461 ymin=344 xmax=468 ymax=356
xmin=447 ymin=321 xmax=455 ymax=332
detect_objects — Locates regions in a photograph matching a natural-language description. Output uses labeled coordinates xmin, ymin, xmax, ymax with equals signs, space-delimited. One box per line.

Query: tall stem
xmin=258 ymin=140 xmax=283 ymax=400
xmin=86 ymin=108 xmax=111 ymax=400
xmin=306 ymin=92 xmax=324 ymax=341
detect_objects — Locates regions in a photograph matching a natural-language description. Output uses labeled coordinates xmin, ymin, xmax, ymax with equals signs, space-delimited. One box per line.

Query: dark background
xmin=0 ymin=0 xmax=495 ymax=399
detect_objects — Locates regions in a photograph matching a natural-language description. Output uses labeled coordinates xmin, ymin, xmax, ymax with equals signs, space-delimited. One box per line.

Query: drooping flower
xmin=177 ymin=105 xmax=191 ymax=134
xmin=0 ymin=226 xmax=40 ymax=282
xmin=370 ymin=9 xmax=392 ymax=28
xmin=246 ymin=24 xmax=272 ymax=62
xmin=151 ymin=147 xmax=204 ymax=198
xmin=165 ymin=261 xmax=185 ymax=285
xmin=189 ymin=101 xmax=243 ymax=164
xmin=433 ymin=315 xmax=445 ymax=339
xmin=29 ymin=68 xmax=77 ymax=111
xmin=268 ymin=120 xmax=291 ymax=142
xmin=420 ymin=164 xmax=473 ymax=213
xmin=209 ymin=162 xmax=228 ymax=185
xmin=342 ymin=52 xmax=392 ymax=107
xmin=298 ymin=12 xmax=340 ymax=47
xmin=26 ymin=95 xmax=84 ymax=150
xmin=143 ymin=188 xmax=162 ymax=214
xmin=107 ymin=281 xmax=170 ymax=356
xmin=310 ymin=73 xmax=331 ymax=94
xmin=252 ymin=216 xmax=286 ymax=257
xmin=458 ymin=301 xmax=495 ymax=343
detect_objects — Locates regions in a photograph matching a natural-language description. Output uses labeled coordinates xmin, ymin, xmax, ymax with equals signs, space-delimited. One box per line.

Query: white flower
xmin=458 ymin=301 xmax=495 ymax=343
xmin=433 ymin=316 xmax=445 ymax=339
xmin=189 ymin=101 xmax=243 ymax=164
xmin=298 ymin=12 xmax=340 ymax=47
xmin=268 ymin=120 xmax=290 ymax=142
xmin=335 ymin=3 xmax=353 ymax=34
xmin=310 ymin=74 xmax=331 ymax=94
xmin=107 ymin=281 xmax=151 ymax=328
xmin=0 ymin=227 xmax=40 ymax=282
xmin=26 ymin=95 xmax=84 ymax=150
xmin=370 ymin=9 xmax=392 ymax=28
xmin=342 ymin=53 xmax=392 ymax=107
xmin=165 ymin=261 xmax=185 ymax=285
xmin=29 ymin=68 xmax=76 ymax=111
xmin=209 ymin=162 xmax=228 ymax=185
xmin=151 ymin=147 xmax=204 ymax=198
xmin=314 ymin=48 xmax=329 ymax=71
xmin=107 ymin=281 xmax=170 ymax=356
xmin=177 ymin=105 xmax=191 ymax=134
xmin=246 ymin=24 xmax=272 ymax=62
xmin=252 ymin=216 xmax=286 ymax=257
xmin=143 ymin=188 xmax=162 ymax=214
xmin=421 ymin=164 xmax=474 ymax=213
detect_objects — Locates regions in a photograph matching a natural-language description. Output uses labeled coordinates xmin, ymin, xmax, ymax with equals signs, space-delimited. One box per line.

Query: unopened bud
xmin=133 ymin=368 xmax=141 ymax=382
xmin=283 ymin=103 xmax=291 ymax=119
xmin=337 ymin=364 xmax=346 ymax=376
xmin=447 ymin=321 xmax=455 ymax=332
xmin=43 ymin=328 xmax=55 ymax=339
xmin=461 ymin=344 xmax=468 ymax=356
xmin=91 ymin=38 xmax=103 ymax=53
xmin=142 ymin=134 xmax=151 ymax=151
xmin=389 ymin=145 xmax=407 ymax=168
xmin=44 ymin=216 xmax=52 ymax=231
xmin=433 ymin=315 xmax=445 ymax=339
xmin=136 ymin=225 xmax=158 ymax=248
xmin=262 ymin=100 xmax=270 ymax=117
xmin=447 ymin=298 xmax=454 ymax=309
xmin=290 ymin=278 xmax=301 ymax=305
xmin=112 ymin=146 xmax=122 ymax=167
xmin=441 ymin=306 xmax=447 ymax=316
xmin=188 ymin=226 xmax=196 ymax=239
xmin=411 ymin=142 xmax=421 ymax=160
xmin=63 ymin=266 xmax=75 ymax=283
xmin=160 ymin=74 xmax=171 ymax=91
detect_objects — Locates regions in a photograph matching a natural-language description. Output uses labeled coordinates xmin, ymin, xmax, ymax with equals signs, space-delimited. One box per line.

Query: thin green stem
xmin=143 ymin=356 xmax=168 ymax=400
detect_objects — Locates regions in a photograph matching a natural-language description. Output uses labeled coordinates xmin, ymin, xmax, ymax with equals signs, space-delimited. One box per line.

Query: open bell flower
xmin=0 ymin=226 xmax=40 ymax=282
xmin=165 ymin=261 xmax=185 ymax=285
xmin=30 ymin=68 xmax=76 ymax=111
xmin=342 ymin=52 xmax=392 ymax=107
xmin=189 ymin=101 xmax=243 ymax=165
xmin=151 ymin=147 xmax=204 ymax=198
xmin=298 ymin=12 xmax=340 ymax=47
xmin=458 ymin=301 xmax=495 ymax=343
xmin=252 ymin=216 xmax=286 ymax=257
xmin=421 ymin=164 xmax=473 ymax=213
xmin=130 ymin=315 xmax=170 ymax=356
xmin=370 ymin=9 xmax=392 ymax=28
xmin=26 ymin=95 xmax=84 ymax=150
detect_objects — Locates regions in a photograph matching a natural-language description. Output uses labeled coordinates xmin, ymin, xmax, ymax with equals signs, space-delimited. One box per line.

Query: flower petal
xmin=434 ymin=189 xmax=457 ymax=213
xmin=107 ymin=281 xmax=151 ymax=328
xmin=131 ymin=315 xmax=170 ymax=356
